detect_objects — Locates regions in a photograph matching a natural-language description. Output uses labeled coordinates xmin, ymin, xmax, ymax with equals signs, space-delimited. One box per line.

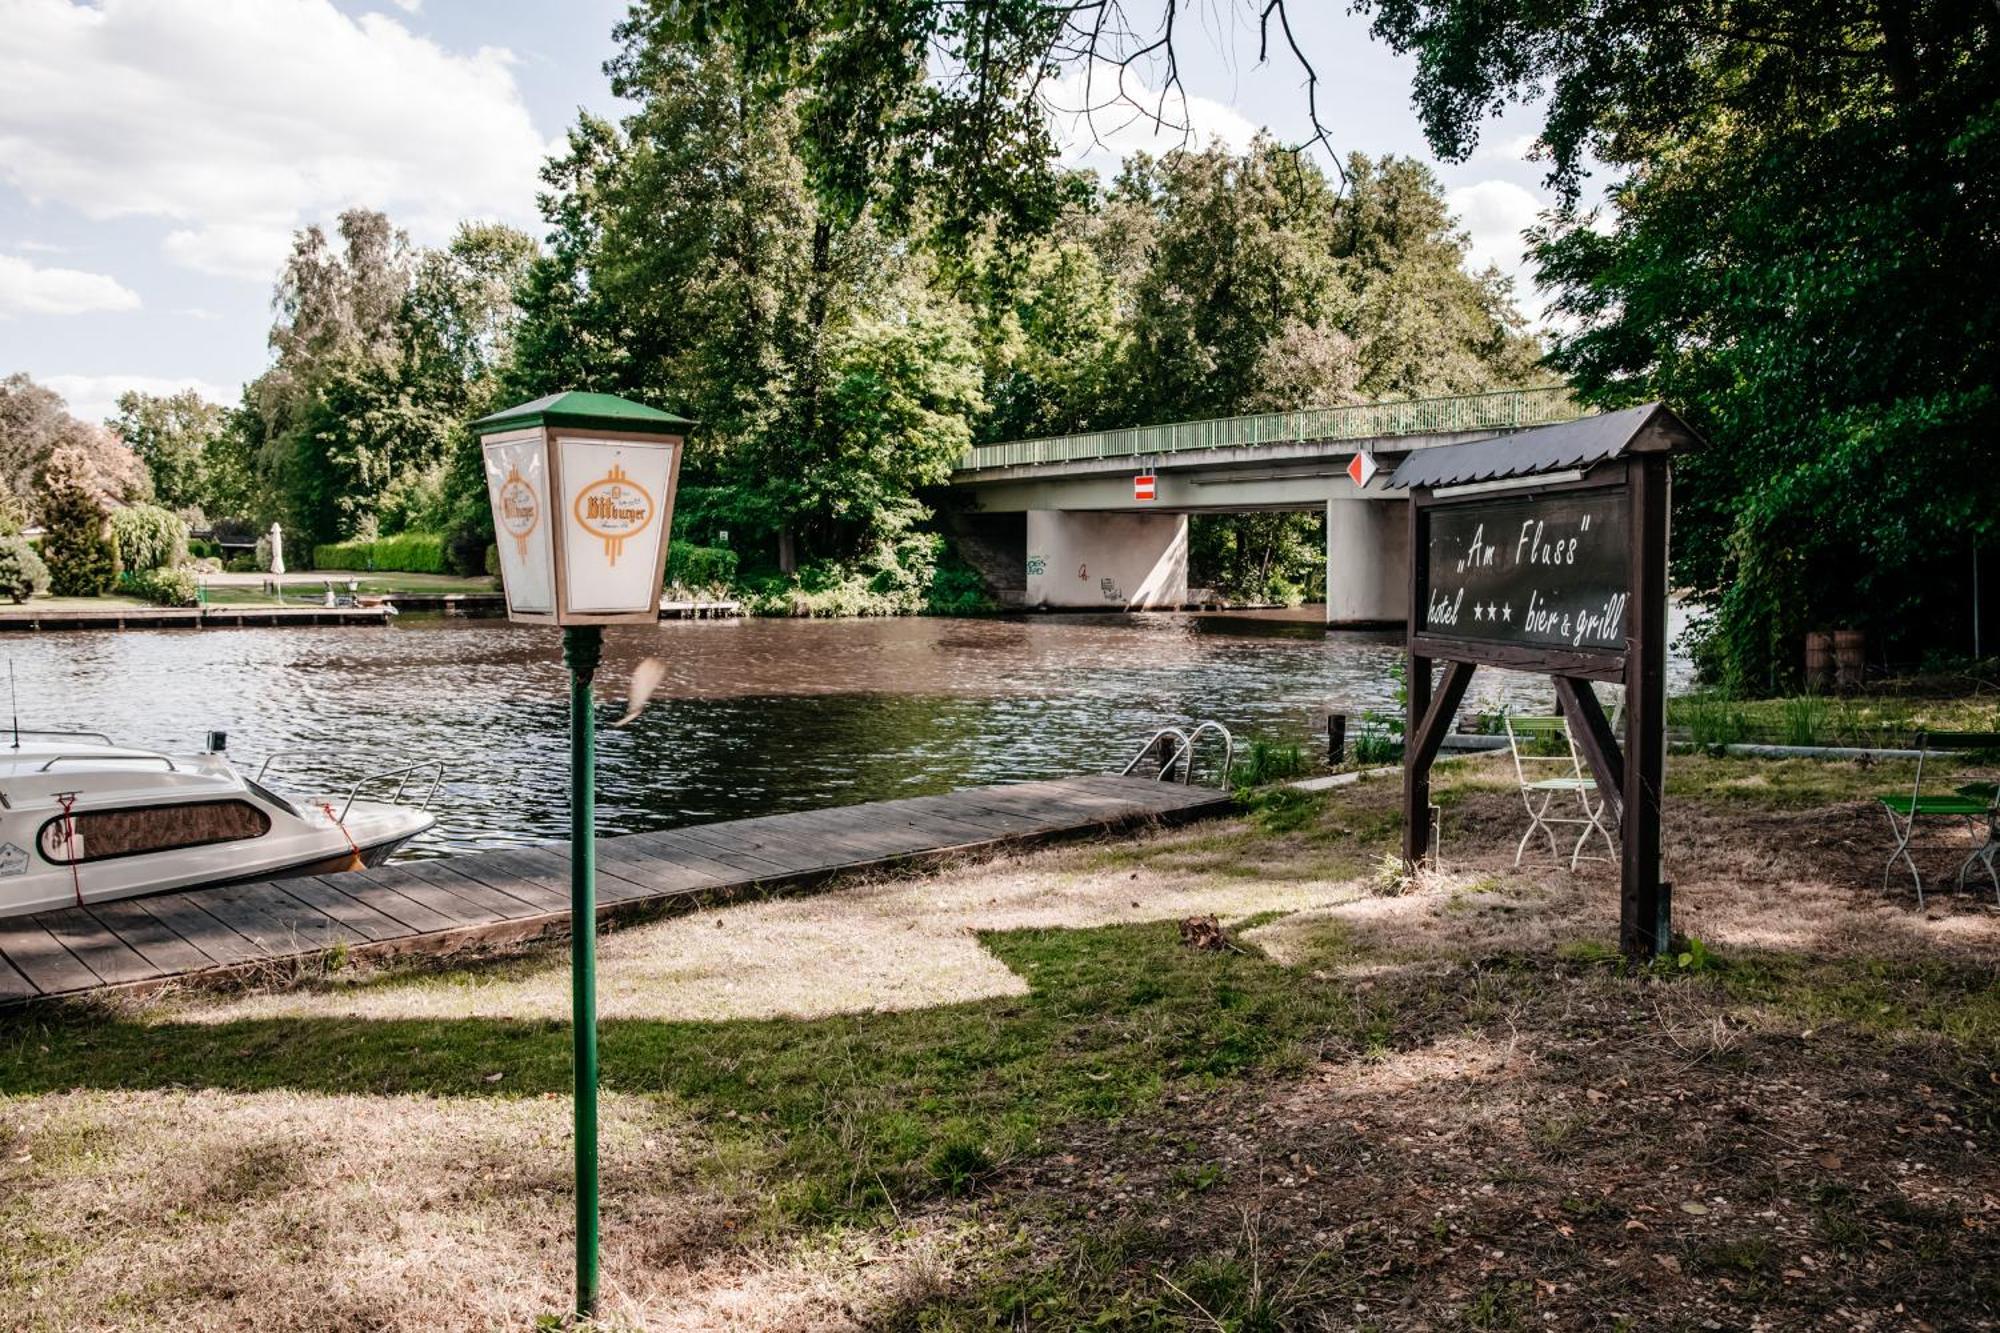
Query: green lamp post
xmin=472 ymin=391 xmax=690 ymax=1319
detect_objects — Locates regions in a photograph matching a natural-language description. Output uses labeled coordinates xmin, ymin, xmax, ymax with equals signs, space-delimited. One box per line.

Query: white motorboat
xmin=0 ymin=730 xmax=438 ymax=919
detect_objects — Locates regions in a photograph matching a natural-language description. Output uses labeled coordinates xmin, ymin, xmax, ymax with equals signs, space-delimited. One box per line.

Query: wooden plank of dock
xmin=0 ymin=775 xmax=1233 ymax=1005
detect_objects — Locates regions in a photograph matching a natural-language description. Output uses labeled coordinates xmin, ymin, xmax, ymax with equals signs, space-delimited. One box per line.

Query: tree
xmin=37 ymin=448 xmax=120 ymax=596
xmin=514 ymin=37 xmax=982 ymax=573
xmin=248 ymin=211 xmax=536 ymax=550
xmin=1361 ymin=0 xmax=2000 ymax=687
xmin=109 ymin=389 xmax=226 ymax=512
xmin=0 ymin=374 xmax=150 ymax=507
xmin=629 ymin=1 xmax=1341 ymax=241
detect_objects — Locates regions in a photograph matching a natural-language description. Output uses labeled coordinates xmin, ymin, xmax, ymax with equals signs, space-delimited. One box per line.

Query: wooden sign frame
xmin=1401 ymin=452 xmax=1672 ymax=957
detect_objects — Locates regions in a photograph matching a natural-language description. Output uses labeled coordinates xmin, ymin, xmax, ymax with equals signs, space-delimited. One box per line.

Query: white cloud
xmin=0 ymin=0 xmax=553 ymax=280
xmin=388 ymin=0 xmax=422 ymax=11
xmin=1471 ymin=132 xmax=1540 ymax=166
xmin=0 ymin=253 xmax=141 ymax=315
xmin=42 ymin=373 xmax=236 ymax=426
xmin=1043 ymin=60 xmax=1260 ymax=171
xmin=1446 ymin=178 xmax=1549 ymax=315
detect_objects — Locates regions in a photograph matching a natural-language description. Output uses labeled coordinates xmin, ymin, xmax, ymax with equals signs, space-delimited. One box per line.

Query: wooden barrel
xmin=1834 ymin=628 xmax=1866 ymax=689
xmin=1804 ymin=631 xmax=1834 ymax=690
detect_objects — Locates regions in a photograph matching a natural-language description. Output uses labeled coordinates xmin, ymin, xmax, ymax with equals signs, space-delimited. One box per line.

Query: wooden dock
xmin=0 ymin=775 xmax=1232 ymax=1005
xmin=0 ymin=605 xmax=394 ymax=630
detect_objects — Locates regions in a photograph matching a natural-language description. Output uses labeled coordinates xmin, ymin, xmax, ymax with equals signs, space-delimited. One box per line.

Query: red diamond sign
xmin=1347 ymin=451 xmax=1379 ymax=488
xmin=1134 ymin=473 xmax=1156 ymax=501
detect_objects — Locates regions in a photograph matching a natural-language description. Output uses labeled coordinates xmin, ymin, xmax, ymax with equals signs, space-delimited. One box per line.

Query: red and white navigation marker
xmin=1347 ymin=451 xmax=1379 ymax=488
xmin=1133 ymin=473 xmax=1156 ymax=501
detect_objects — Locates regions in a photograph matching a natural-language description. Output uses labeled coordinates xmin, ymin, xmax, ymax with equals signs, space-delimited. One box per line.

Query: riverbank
xmin=3 ymin=751 xmax=1994 ymax=1329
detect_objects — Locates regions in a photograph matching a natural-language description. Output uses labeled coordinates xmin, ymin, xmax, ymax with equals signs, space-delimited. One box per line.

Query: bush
xmin=1231 ymin=739 xmax=1307 ymax=787
xmin=665 ymin=540 xmax=739 ymax=593
xmin=923 ymin=550 xmax=997 ymax=615
xmin=483 ymin=543 xmax=499 ymax=577
xmin=108 ymin=504 xmax=189 ymax=572
xmin=187 ymin=537 xmax=221 ymax=560
xmin=224 ymin=553 xmax=261 ymax=573
xmin=38 ymin=454 xmax=120 ymax=596
xmin=310 ymin=532 xmax=448 ymax=573
xmin=0 ymin=535 xmax=50 ymax=603
xmin=129 ymin=565 xmax=198 ymax=607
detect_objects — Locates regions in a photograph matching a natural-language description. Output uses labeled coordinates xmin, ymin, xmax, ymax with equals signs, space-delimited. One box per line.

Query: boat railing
xmin=38 ymin=753 xmax=177 ymax=773
xmin=334 ymin=760 xmax=444 ymax=823
xmin=13 ymin=729 xmax=115 ymax=746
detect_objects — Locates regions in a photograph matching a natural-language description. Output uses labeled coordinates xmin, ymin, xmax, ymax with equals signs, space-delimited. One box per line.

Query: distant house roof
xmin=1386 ymin=402 xmax=1702 ymax=491
xmin=471 ymin=391 xmax=695 ymax=436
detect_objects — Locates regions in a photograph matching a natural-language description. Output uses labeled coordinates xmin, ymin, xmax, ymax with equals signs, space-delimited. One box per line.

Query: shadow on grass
xmin=0 ymin=922 xmax=1391 ymax=1219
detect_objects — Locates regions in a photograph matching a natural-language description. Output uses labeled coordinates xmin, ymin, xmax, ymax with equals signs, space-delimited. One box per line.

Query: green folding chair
xmin=1877 ymin=731 xmax=2000 ymax=906
xmin=1505 ymin=715 xmax=1617 ymax=871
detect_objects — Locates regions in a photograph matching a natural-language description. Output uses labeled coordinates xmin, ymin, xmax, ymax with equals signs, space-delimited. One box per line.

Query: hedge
xmin=665 ymin=540 xmax=738 ymax=591
xmin=311 ymin=531 xmax=449 ymax=573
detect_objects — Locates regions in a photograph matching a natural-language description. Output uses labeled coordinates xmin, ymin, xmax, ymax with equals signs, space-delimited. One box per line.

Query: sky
xmin=0 ymin=0 xmax=1565 ymax=426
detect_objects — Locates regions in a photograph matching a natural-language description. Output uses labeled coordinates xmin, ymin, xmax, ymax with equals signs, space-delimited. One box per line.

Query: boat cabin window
xmin=37 ymin=800 xmax=272 ymax=865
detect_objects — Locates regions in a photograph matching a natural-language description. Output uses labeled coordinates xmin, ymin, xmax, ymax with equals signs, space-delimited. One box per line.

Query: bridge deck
xmin=957 ymin=385 xmax=1584 ymax=473
xmin=0 ymin=775 xmax=1232 ymax=1004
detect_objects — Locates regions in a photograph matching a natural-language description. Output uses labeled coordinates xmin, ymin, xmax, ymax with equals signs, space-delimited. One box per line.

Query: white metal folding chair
xmin=1505 ymin=715 xmax=1617 ymax=871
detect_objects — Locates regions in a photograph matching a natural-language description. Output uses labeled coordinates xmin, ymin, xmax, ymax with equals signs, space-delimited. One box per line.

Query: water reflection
xmin=7 ymin=608 xmax=1690 ymax=854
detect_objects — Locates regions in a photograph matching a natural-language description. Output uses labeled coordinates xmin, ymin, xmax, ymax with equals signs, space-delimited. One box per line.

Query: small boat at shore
xmin=0 ymin=731 xmax=437 ymax=918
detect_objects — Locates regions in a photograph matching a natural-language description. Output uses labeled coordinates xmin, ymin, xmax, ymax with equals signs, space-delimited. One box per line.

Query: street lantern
xmin=471 ymin=390 xmax=691 ymax=1320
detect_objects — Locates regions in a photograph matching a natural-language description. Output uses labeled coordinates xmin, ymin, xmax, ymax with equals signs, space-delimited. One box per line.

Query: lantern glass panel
xmin=557 ymin=436 xmax=676 ymax=615
xmin=482 ymin=433 xmax=555 ymax=615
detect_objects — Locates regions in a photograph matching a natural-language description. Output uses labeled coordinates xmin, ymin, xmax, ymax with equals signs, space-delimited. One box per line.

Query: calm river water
xmin=8 ymin=609 xmax=1691 ymax=855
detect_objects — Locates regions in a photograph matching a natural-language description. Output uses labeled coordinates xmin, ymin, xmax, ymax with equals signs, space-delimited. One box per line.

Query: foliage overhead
xmin=630 ymin=0 xmax=1343 ymax=242
xmin=1362 ymin=0 xmax=2000 ymax=688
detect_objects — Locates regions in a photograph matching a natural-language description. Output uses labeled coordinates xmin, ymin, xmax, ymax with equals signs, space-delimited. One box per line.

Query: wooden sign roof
xmin=1386 ymin=402 xmax=1701 ymax=491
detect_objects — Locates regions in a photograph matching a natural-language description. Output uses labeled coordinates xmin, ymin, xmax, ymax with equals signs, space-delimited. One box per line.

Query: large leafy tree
xmin=514 ymin=36 xmax=986 ymax=572
xmin=627 ymin=0 xmax=1341 ymax=242
xmin=108 ymin=389 xmax=226 ymax=514
xmin=246 ymin=211 xmax=535 ymax=550
xmin=1363 ymin=0 xmax=2000 ymax=688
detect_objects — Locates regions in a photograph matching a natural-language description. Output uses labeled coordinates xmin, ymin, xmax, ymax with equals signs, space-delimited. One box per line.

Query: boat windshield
xmin=244 ymin=776 xmax=305 ymax=820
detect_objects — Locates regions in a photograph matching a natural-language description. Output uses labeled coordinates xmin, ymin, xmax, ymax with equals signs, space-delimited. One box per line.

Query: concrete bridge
xmin=946 ymin=386 xmax=1588 ymax=626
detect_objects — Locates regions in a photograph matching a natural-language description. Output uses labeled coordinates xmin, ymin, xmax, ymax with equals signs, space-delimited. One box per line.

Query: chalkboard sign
xmin=1419 ymin=487 xmax=1630 ymax=654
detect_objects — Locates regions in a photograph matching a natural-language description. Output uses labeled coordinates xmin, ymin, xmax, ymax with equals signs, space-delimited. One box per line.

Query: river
xmin=6 ymin=608 xmax=1693 ymax=855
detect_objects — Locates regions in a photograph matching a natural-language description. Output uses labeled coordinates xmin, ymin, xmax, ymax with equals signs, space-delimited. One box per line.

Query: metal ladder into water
xmin=1119 ymin=721 xmax=1234 ymax=788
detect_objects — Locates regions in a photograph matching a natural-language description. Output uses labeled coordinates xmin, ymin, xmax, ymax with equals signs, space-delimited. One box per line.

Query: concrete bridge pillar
xmin=1026 ymin=510 xmax=1189 ymax=610
xmin=1325 ymin=496 xmax=1407 ymax=628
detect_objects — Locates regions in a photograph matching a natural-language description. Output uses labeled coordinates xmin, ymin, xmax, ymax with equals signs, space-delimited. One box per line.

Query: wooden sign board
xmin=1399 ymin=435 xmax=1681 ymax=959
xmin=1419 ymin=488 xmax=1630 ymax=654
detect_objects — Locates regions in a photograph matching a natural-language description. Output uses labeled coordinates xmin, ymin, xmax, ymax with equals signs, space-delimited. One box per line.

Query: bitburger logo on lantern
xmin=573 ymin=463 xmax=654 ymax=566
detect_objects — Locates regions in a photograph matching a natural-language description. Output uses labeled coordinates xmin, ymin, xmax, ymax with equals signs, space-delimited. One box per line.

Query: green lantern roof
xmin=471 ymin=391 xmax=695 ymax=436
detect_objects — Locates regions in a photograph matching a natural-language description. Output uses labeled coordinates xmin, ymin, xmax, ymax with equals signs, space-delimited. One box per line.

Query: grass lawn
xmin=2 ymin=753 xmax=1997 ymax=1329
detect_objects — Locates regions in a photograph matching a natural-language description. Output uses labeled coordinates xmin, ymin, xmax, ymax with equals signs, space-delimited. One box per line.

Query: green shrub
xmin=38 ymin=455 xmax=120 ymax=596
xmin=1231 ymin=739 xmax=1307 ymax=787
xmin=924 ymin=551 xmax=997 ymax=614
xmin=1674 ymin=692 xmax=1751 ymax=749
xmin=224 ymin=552 xmax=261 ymax=573
xmin=664 ymin=540 xmax=739 ymax=593
xmin=187 ymin=537 xmax=221 ymax=560
xmin=129 ymin=565 xmax=198 ymax=607
xmin=310 ymin=532 xmax=448 ymax=573
xmin=108 ymin=504 xmax=189 ymax=572
xmin=483 ymin=543 xmax=499 ymax=577
xmin=0 ymin=535 xmax=50 ymax=603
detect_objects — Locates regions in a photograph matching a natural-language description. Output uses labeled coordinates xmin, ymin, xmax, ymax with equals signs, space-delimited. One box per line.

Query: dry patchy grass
xmin=4 ymin=753 xmax=1999 ymax=1330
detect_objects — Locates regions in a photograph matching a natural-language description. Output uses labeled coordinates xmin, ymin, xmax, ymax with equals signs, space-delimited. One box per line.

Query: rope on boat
xmin=55 ymin=792 xmax=83 ymax=907
xmin=320 ymin=801 xmax=367 ymax=872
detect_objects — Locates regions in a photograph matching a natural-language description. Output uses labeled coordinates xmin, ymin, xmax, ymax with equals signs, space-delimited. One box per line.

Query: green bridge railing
xmin=955 ymin=384 xmax=1586 ymax=472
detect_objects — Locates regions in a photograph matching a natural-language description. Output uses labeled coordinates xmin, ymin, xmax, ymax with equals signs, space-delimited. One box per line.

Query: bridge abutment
xmin=1325 ymin=495 xmax=1407 ymax=627
xmin=1026 ymin=510 xmax=1189 ymax=610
